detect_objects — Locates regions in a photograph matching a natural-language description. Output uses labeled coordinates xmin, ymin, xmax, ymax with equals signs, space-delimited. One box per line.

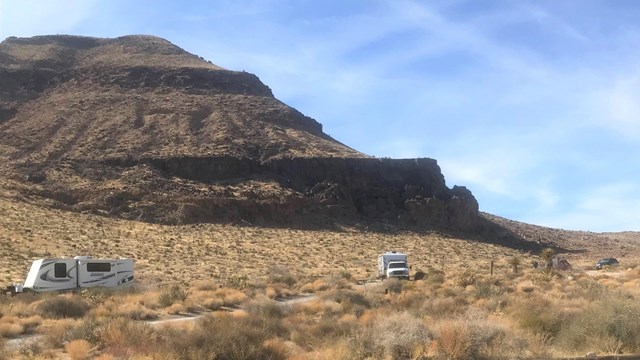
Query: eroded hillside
xmin=0 ymin=35 xmax=479 ymax=231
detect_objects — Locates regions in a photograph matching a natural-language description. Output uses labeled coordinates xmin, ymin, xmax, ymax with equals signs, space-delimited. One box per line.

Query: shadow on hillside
xmin=471 ymin=216 xmax=577 ymax=254
xmin=212 ymin=213 xmax=575 ymax=254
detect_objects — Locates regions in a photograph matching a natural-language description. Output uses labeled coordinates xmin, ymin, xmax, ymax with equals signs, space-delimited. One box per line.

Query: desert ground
xmin=1 ymin=183 xmax=640 ymax=359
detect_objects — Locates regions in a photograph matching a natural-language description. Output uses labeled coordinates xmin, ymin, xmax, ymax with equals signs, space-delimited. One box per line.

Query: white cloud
xmin=594 ymin=75 xmax=640 ymax=139
xmin=528 ymin=182 xmax=640 ymax=232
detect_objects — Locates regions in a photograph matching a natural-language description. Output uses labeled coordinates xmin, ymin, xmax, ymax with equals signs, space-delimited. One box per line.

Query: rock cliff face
xmin=0 ymin=35 xmax=479 ymax=231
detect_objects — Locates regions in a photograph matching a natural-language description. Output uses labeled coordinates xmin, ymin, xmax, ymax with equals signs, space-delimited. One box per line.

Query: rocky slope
xmin=0 ymin=35 xmax=478 ymax=231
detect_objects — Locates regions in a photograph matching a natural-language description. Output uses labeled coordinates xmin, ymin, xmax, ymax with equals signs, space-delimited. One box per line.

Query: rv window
xmin=87 ymin=262 xmax=111 ymax=272
xmin=54 ymin=263 xmax=67 ymax=278
xmin=389 ymin=263 xmax=406 ymax=269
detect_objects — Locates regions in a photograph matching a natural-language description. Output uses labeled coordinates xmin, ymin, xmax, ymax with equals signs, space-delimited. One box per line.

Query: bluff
xmin=0 ymin=35 xmax=479 ymax=231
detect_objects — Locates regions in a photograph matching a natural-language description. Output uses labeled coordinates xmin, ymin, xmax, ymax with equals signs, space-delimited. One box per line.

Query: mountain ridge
xmin=0 ymin=34 xmax=482 ymax=237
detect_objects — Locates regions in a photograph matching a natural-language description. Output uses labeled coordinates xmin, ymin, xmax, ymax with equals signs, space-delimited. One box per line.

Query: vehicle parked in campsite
xmin=377 ymin=251 xmax=410 ymax=280
xmin=595 ymin=257 xmax=619 ymax=270
xmin=8 ymin=256 xmax=134 ymax=293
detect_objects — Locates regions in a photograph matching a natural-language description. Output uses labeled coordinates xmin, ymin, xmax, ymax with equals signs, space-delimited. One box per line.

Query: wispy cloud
xmin=528 ymin=182 xmax=640 ymax=231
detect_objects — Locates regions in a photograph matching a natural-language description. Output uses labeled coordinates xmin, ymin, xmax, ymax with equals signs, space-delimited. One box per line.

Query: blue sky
xmin=1 ymin=0 xmax=640 ymax=232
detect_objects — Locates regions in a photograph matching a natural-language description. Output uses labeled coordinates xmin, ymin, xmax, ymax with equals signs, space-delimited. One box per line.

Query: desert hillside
xmin=0 ymin=35 xmax=480 ymax=230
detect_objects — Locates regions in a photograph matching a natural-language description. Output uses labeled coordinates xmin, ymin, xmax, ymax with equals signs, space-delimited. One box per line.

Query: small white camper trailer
xmin=20 ymin=256 xmax=134 ymax=292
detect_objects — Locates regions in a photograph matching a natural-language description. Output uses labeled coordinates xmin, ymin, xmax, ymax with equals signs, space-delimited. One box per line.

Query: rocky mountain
xmin=0 ymin=35 xmax=479 ymax=231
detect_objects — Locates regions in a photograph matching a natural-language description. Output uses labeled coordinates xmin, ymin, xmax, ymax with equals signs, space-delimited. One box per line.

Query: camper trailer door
xmin=23 ymin=258 xmax=79 ymax=292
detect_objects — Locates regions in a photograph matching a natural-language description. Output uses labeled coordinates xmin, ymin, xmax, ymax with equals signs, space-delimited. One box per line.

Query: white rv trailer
xmin=20 ymin=256 xmax=134 ymax=292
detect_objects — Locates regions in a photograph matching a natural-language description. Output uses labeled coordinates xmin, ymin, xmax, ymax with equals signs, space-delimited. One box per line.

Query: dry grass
xmin=65 ymin=339 xmax=92 ymax=360
xmin=0 ymin=269 xmax=636 ymax=359
xmin=0 ymin=195 xmax=539 ymax=288
xmin=0 ymin=194 xmax=639 ymax=358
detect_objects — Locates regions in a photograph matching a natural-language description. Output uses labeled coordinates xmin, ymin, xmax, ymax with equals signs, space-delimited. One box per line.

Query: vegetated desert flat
xmin=1 ymin=178 xmax=639 ymax=288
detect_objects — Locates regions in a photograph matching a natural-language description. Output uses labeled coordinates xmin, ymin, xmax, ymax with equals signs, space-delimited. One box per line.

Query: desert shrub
xmin=301 ymin=316 xmax=358 ymax=349
xmin=214 ymin=288 xmax=248 ymax=307
xmin=160 ymin=315 xmax=287 ymax=360
xmin=37 ymin=295 xmax=90 ymax=319
xmin=63 ymin=316 xmax=158 ymax=355
xmin=20 ymin=315 xmax=43 ymax=334
xmin=202 ymin=297 xmax=224 ymax=310
xmin=435 ymin=320 xmax=474 ymax=360
xmin=244 ymin=297 xmax=287 ymax=319
xmin=527 ymin=333 xmax=554 ymax=360
xmin=113 ymin=303 xmax=158 ymax=320
xmin=300 ymin=279 xmax=330 ymax=293
xmin=81 ymin=287 xmax=113 ymax=305
xmin=422 ymin=296 xmax=468 ymax=319
xmin=424 ymin=269 xmax=445 ymax=288
xmin=0 ymin=322 xmax=23 ymax=338
xmin=16 ymin=338 xmax=44 ymax=359
xmin=348 ymin=326 xmax=385 ymax=359
xmin=576 ymin=277 xmax=608 ymax=301
xmin=382 ymin=278 xmax=404 ymax=294
xmin=268 ymin=274 xmax=297 ymax=287
xmin=40 ymin=318 xmax=80 ymax=348
xmin=226 ymin=275 xmax=254 ymax=290
xmin=339 ymin=270 xmax=352 ymax=280
xmin=509 ymin=297 xmax=565 ymax=339
xmin=193 ymin=280 xmax=219 ymax=291
xmin=413 ymin=270 xmax=426 ymax=280
xmin=374 ymin=311 xmax=430 ymax=358
xmin=557 ymin=295 xmax=640 ymax=353
xmin=350 ymin=311 xmax=430 ymax=359
xmin=99 ymin=318 xmax=158 ymax=355
xmin=509 ymin=256 xmax=521 ymax=273
xmin=456 ymin=269 xmax=476 ymax=288
xmin=327 ymin=290 xmax=370 ymax=310
xmin=65 ymin=339 xmax=92 ymax=360
xmin=158 ymin=284 xmax=188 ymax=307
xmin=64 ymin=316 xmax=104 ymax=344
xmin=474 ymin=277 xmax=504 ymax=299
